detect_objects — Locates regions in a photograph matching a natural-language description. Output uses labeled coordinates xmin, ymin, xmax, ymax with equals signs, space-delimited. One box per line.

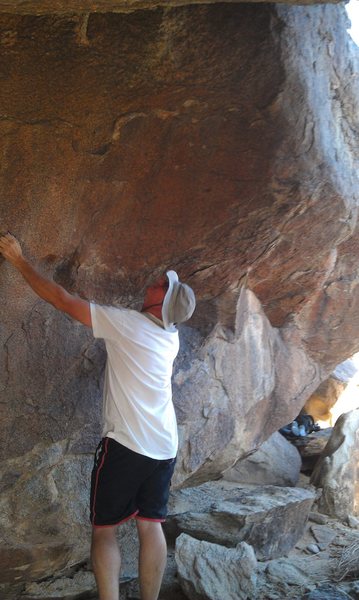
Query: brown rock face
xmin=0 ymin=0 xmax=341 ymax=16
xmin=0 ymin=1 xmax=358 ymax=592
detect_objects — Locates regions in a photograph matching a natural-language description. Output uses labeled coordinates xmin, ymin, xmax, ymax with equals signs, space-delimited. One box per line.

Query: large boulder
xmin=0 ymin=0 xmax=342 ymax=15
xmin=0 ymin=1 xmax=358 ymax=591
xmin=1 ymin=1 xmax=358 ymax=470
xmin=166 ymin=480 xmax=316 ymax=560
xmin=310 ymin=408 xmax=359 ymax=520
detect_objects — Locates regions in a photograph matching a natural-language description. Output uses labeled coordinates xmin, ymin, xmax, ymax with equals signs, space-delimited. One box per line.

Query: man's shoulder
xmin=91 ymin=302 xmax=134 ymax=328
xmin=92 ymin=302 xmax=132 ymax=315
xmin=91 ymin=303 xmax=141 ymax=340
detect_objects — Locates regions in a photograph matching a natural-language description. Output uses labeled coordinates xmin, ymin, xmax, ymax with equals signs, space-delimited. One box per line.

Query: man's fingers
xmin=0 ymin=233 xmax=15 ymax=244
xmin=0 ymin=234 xmax=22 ymax=260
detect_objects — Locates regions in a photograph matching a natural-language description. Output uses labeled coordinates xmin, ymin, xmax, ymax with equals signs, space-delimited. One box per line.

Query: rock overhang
xmin=0 ymin=2 xmax=358 ymax=592
xmin=0 ymin=0 xmax=343 ymax=16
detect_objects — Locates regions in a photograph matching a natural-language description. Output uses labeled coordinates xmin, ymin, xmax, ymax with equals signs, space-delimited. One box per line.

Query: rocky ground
xmin=11 ymin=422 xmax=359 ymax=600
xmin=17 ymin=473 xmax=359 ymax=600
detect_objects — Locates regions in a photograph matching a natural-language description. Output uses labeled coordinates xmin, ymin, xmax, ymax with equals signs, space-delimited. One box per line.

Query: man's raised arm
xmin=0 ymin=233 xmax=92 ymax=327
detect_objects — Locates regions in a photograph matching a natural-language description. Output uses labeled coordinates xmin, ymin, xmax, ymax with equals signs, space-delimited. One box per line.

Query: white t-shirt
xmin=90 ymin=303 xmax=180 ymax=459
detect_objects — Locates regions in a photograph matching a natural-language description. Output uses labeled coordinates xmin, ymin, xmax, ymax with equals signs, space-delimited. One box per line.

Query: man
xmin=0 ymin=232 xmax=196 ymax=600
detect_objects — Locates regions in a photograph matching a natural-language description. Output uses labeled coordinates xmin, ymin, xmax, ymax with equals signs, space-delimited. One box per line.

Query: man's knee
xmin=136 ymin=519 xmax=165 ymax=543
xmin=91 ymin=525 xmax=118 ymax=549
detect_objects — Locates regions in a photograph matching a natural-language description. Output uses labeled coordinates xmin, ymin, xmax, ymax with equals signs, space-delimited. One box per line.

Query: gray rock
xmin=175 ymin=533 xmax=257 ymax=600
xmin=311 ymin=409 xmax=359 ymax=520
xmin=0 ymin=440 xmax=139 ymax=594
xmin=310 ymin=525 xmax=337 ymax=550
xmin=21 ymin=569 xmax=97 ymax=599
xmin=257 ymin=553 xmax=341 ymax=600
xmin=347 ymin=515 xmax=359 ymax=529
xmin=333 ymin=358 xmax=359 ymax=384
xmin=173 ymin=287 xmax=319 ymax=488
xmin=309 ymin=512 xmax=328 ymax=525
xmin=257 ymin=550 xmax=359 ymax=599
xmin=302 ymin=583 xmax=352 ymax=599
xmin=306 ymin=544 xmax=320 ymax=554
xmin=265 ymin=560 xmax=311 ymax=589
xmin=337 ymin=581 xmax=359 ymax=598
xmin=166 ymin=480 xmax=315 ymax=560
xmin=223 ymin=431 xmax=302 ymax=487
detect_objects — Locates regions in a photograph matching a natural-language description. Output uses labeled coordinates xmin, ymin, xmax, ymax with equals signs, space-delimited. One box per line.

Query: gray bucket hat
xmin=162 ymin=270 xmax=196 ymax=331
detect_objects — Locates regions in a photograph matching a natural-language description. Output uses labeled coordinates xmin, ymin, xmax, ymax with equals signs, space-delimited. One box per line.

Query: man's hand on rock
xmin=0 ymin=233 xmax=23 ymax=266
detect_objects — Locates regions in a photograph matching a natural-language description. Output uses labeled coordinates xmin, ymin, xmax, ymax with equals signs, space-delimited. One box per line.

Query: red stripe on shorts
xmin=93 ymin=510 xmax=139 ymax=529
xmin=135 ymin=516 xmax=166 ymax=523
xmin=91 ymin=437 xmax=109 ymax=526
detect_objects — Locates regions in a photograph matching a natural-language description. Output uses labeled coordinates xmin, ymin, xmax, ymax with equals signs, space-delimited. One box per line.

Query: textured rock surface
xmin=311 ymin=408 xmax=359 ymax=520
xmin=165 ymin=480 xmax=315 ymax=560
xmin=261 ymin=555 xmax=333 ymax=592
xmin=0 ymin=441 xmax=90 ymax=587
xmin=302 ymin=586 xmax=352 ymax=600
xmin=21 ymin=568 xmax=98 ymax=600
xmin=0 ymin=439 xmax=139 ymax=592
xmin=0 ymin=0 xmax=342 ymax=15
xmin=175 ymin=534 xmax=257 ymax=600
xmin=256 ymin=515 xmax=359 ymax=600
xmin=223 ymin=431 xmax=302 ymax=487
xmin=0 ymin=1 xmax=358 ymax=592
xmin=173 ymin=287 xmax=318 ymax=487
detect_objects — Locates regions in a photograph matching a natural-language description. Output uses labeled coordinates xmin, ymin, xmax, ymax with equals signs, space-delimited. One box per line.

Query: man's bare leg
xmin=136 ymin=520 xmax=167 ymax=600
xmin=91 ymin=526 xmax=121 ymax=600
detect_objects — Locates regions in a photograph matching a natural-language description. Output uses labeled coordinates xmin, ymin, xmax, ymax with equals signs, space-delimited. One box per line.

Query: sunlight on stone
xmin=330 ymin=352 xmax=359 ymax=423
xmin=346 ymin=0 xmax=359 ymax=46
xmin=317 ymin=352 xmax=359 ymax=428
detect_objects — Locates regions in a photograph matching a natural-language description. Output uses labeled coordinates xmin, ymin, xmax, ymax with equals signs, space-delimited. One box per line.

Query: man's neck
xmin=141 ymin=303 xmax=163 ymax=321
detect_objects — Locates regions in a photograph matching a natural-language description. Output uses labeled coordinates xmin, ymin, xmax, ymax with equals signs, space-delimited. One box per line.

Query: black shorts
xmin=90 ymin=437 xmax=176 ymax=528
